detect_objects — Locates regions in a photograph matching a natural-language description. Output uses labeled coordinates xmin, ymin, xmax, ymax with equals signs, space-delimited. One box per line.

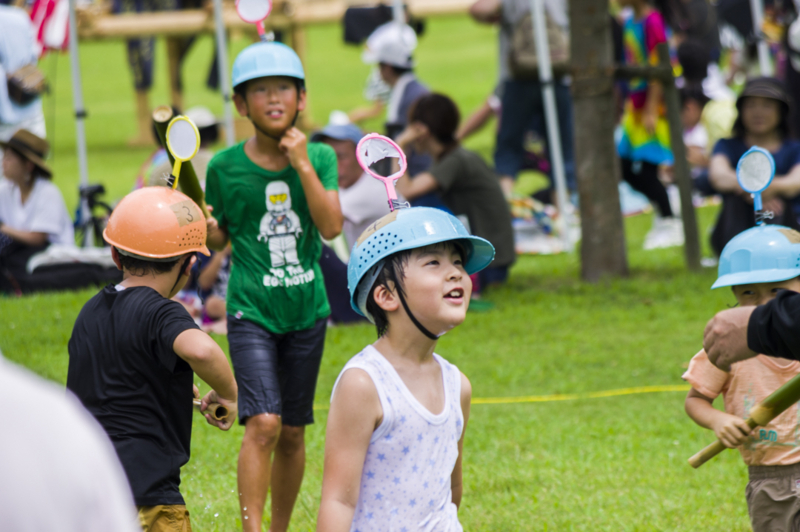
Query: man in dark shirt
xmin=67 ymin=187 xmax=238 ymax=532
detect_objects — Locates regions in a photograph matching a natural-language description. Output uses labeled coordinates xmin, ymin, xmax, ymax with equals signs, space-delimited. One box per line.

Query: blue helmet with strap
xmin=232 ymin=41 xmax=305 ymax=90
xmin=347 ymin=207 xmax=496 ymax=326
xmin=712 ymin=224 xmax=800 ymax=289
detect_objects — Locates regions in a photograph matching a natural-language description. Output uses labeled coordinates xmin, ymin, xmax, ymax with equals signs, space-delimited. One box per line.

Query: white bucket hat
xmin=361 ymin=22 xmax=418 ymax=69
xmin=789 ymin=19 xmax=800 ymax=72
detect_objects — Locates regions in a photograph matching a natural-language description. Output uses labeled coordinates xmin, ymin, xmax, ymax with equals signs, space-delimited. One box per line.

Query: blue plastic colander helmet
xmin=232 ymin=42 xmax=305 ymax=90
xmin=347 ymin=207 xmax=496 ymax=320
xmin=712 ymin=224 xmax=800 ymax=289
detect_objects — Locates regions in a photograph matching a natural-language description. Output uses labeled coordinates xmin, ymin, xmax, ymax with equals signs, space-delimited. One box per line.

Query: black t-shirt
xmin=428 ymin=147 xmax=517 ymax=268
xmin=66 ymin=285 xmax=199 ymax=506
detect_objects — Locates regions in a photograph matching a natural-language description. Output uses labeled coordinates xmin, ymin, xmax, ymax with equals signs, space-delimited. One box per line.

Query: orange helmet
xmin=103 ymin=187 xmax=210 ymax=259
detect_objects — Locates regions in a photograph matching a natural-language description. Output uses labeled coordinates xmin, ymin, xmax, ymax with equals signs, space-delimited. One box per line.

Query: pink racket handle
xmin=235 ymin=0 xmax=272 ymax=39
xmin=356 ymin=133 xmax=408 ymax=211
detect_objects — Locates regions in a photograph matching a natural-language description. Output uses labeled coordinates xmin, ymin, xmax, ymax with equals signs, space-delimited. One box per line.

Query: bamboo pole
xmin=688 ymin=372 xmax=800 ymax=468
xmin=656 ymin=43 xmax=701 ymax=272
xmin=192 ymin=398 xmax=229 ymax=421
xmin=152 ymin=106 xmax=210 ymax=218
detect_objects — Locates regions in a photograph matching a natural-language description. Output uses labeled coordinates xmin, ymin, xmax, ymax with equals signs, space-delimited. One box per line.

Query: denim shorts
xmin=226 ymin=316 xmax=326 ymax=426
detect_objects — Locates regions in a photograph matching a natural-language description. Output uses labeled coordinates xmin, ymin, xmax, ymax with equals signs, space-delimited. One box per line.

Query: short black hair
xmin=408 ymin=93 xmax=460 ymax=149
xmin=363 ymin=242 xmax=467 ymax=338
xmin=680 ymin=85 xmax=710 ymax=108
xmin=116 ymin=248 xmax=181 ymax=276
xmin=198 ymin=124 xmax=219 ymax=145
xmin=232 ymin=77 xmax=305 ymax=100
xmin=380 ymin=62 xmax=412 ymax=77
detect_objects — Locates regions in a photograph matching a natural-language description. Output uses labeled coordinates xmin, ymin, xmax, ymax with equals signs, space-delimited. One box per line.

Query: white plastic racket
xmin=736 ymin=146 xmax=776 ymax=224
xmin=356 ymin=133 xmax=409 ymax=211
xmin=236 ymin=0 xmax=272 ymax=39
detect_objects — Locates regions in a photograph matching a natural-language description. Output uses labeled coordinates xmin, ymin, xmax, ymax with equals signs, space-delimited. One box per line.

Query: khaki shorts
xmin=137 ymin=505 xmax=192 ymax=532
xmin=746 ymin=463 xmax=800 ymax=532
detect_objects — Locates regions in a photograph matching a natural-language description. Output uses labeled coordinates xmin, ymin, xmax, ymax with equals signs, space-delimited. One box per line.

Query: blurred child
xmin=679 ymin=85 xmax=711 ymax=193
xmin=395 ymin=93 xmax=515 ymax=291
xmin=616 ymin=0 xmax=682 ymax=249
xmin=683 ymin=224 xmax=800 ymax=532
xmin=66 ymin=187 xmax=238 ymax=532
xmin=205 ymin=41 xmax=342 ymax=532
xmin=317 ymin=206 xmax=496 ymax=531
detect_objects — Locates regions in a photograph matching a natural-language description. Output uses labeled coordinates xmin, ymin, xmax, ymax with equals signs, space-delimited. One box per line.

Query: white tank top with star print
xmin=331 ymin=345 xmax=464 ymax=532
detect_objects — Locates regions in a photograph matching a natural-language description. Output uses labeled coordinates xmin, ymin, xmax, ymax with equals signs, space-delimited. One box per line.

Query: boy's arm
xmin=451 ymin=373 xmax=472 ymax=508
xmin=173 ymin=329 xmax=238 ymax=430
xmin=281 ymin=128 xmax=344 ymax=240
xmin=684 ymin=387 xmax=752 ymax=448
xmin=317 ymin=368 xmax=382 ymax=532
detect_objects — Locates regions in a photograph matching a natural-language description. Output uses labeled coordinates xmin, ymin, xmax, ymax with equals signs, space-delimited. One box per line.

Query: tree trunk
xmin=570 ymin=0 xmax=628 ymax=281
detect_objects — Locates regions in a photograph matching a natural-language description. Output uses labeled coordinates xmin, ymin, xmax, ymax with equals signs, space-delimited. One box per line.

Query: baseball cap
xmin=361 ymin=22 xmax=417 ymax=69
xmin=310 ymin=123 xmax=364 ymax=145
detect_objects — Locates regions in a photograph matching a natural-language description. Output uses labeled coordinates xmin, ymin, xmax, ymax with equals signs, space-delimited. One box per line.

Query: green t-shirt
xmin=205 ymin=142 xmax=338 ymax=333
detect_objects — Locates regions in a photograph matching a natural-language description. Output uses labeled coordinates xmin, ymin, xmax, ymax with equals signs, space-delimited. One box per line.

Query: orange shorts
xmin=137 ymin=505 xmax=192 ymax=532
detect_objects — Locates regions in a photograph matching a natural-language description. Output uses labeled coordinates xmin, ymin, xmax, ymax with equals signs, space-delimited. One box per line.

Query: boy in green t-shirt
xmin=205 ymin=41 xmax=342 ymax=532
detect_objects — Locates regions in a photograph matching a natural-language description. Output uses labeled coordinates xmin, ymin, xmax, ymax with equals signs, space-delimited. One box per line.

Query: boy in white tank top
xmin=316 ymin=203 xmax=496 ymax=532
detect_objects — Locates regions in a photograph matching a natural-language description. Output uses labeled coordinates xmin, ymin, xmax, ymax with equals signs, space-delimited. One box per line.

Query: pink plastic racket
xmin=236 ymin=0 xmax=273 ymax=38
xmin=356 ymin=133 xmax=409 ymax=211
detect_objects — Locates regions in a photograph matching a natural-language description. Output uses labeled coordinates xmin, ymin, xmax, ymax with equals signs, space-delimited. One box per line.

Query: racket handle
xmin=688 ymin=439 xmax=727 ymax=468
xmin=192 ymin=398 xmax=229 ymax=421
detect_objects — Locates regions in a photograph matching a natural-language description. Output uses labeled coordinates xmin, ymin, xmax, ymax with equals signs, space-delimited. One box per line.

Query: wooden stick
xmin=688 ymin=372 xmax=800 ymax=468
xmin=152 ymin=106 xmax=210 ymax=219
xmin=192 ymin=398 xmax=229 ymax=421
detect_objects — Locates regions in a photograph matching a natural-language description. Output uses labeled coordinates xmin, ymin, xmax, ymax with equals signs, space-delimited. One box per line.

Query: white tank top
xmin=331 ymin=345 xmax=464 ymax=532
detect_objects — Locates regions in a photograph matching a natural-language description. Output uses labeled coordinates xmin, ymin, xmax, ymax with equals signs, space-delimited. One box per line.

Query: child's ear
xmin=373 ymin=283 xmax=400 ymax=313
xmin=232 ymin=93 xmax=249 ymax=118
xmin=296 ymin=88 xmax=307 ymax=113
xmin=111 ymin=247 xmax=123 ymax=271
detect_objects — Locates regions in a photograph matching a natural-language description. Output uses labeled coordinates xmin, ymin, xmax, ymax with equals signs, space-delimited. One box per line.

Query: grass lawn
xmin=0 ymin=15 xmax=751 ymax=531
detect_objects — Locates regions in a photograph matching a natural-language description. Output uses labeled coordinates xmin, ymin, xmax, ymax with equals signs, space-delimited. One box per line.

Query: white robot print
xmin=258 ymin=181 xmax=303 ymax=267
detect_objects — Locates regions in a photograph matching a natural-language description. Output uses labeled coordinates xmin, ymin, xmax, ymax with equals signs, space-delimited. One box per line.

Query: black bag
xmin=342 ymin=5 xmax=425 ymax=45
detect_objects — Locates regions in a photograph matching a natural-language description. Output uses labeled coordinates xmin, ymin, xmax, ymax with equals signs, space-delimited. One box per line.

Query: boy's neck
xmin=374 ymin=321 xmax=438 ymax=365
xmin=245 ymin=131 xmax=290 ymax=171
xmin=119 ymin=271 xmax=178 ymax=298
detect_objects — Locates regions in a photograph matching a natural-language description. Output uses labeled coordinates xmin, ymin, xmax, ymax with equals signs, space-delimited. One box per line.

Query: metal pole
xmin=749 ymin=0 xmax=772 ymax=75
xmin=212 ymin=0 xmax=235 ymax=146
xmin=68 ymin=0 xmax=92 ymax=245
xmin=392 ymin=0 xmax=404 ymax=23
xmin=529 ymin=0 xmax=571 ymax=251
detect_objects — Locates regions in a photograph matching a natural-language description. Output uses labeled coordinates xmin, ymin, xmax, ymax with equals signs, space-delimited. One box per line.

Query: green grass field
xmin=0 ymin=15 xmax=753 ymax=531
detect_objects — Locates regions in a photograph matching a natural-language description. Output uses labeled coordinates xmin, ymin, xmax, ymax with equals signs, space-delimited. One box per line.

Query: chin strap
xmin=389 ymin=268 xmax=439 ymax=340
xmin=170 ymin=255 xmax=194 ymax=294
xmin=250 ymin=111 xmax=300 ymax=141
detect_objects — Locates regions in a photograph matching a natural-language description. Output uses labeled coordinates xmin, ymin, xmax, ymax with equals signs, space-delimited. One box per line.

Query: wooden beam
xmin=76 ymin=0 xmax=475 ymax=40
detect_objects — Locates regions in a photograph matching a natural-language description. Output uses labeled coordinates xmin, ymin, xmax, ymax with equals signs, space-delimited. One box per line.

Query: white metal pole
xmin=212 ymin=0 xmax=235 ymax=146
xmin=529 ymin=0 xmax=571 ymax=251
xmin=68 ymin=0 xmax=92 ymax=245
xmin=749 ymin=0 xmax=772 ymax=75
xmin=392 ymin=0 xmax=404 ymax=23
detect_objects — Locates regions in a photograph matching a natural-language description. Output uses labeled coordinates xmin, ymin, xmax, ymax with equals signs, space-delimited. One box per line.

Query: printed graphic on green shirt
xmin=259 ymin=181 xmax=303 ymax=267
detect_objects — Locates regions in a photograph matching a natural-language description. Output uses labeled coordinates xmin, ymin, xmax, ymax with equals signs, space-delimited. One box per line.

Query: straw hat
xmin=0 ymin=129 xmax=52 ymax=178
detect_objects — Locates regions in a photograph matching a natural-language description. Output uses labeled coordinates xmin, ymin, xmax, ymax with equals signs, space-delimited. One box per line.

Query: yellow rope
xmin=313 ymin=384 xmax=690 ymax=410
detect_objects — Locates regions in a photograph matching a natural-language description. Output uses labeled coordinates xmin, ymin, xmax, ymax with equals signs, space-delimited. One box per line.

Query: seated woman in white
xmin=0 ymin=129 xmax=73 ymax=250
xmin=0 ymin=129 xmax=91 ymax=293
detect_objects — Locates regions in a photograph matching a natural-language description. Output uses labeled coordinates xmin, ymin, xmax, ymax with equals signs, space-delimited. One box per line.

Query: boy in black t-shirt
xmin=67 ymin=187 xmax=238 ymax=532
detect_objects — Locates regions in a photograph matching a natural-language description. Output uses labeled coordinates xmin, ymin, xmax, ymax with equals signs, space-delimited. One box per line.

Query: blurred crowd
xmin=2 ymin=0 xmax=800 ymax=311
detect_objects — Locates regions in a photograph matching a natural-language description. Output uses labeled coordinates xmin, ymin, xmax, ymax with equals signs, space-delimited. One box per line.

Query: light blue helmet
xmin=348 ymin=207 xmax=496 ymax=320
xmin=712 ymin=224 xmax=800 ymax=289
xmin=232 ymin=42 xmax=305 ymax=90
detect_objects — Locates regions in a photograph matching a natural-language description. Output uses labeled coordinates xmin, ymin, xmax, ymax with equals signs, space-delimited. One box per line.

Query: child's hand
xmin=200 ymin=390 xmax=238 ymax=431
xmin=279 ymin=127 xmax=311 ymax=170
xmin=206 ymin=205 xmax=219 ymax=234
xmin=711 ymin=413 xmax=752 ymax=448
xmin=396 ymin=122 xmax=428 ymax=149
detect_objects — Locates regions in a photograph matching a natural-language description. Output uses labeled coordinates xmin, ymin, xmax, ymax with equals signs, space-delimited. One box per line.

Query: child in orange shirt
xmin=684 ymin=224 xmax=800 ymax=532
